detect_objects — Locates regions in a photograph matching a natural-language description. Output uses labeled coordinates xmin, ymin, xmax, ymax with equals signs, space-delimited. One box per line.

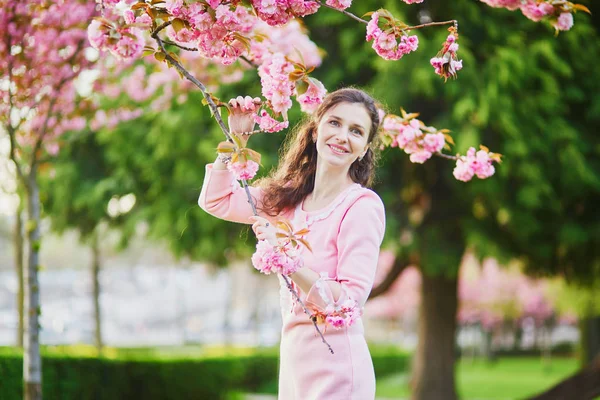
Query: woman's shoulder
xmin=345 ymin=185 xmax=385 ymax=213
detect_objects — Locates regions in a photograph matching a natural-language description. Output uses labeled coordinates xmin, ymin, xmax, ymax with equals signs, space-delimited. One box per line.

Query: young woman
xmin=199 ymin=88 xmax=385 ymax=399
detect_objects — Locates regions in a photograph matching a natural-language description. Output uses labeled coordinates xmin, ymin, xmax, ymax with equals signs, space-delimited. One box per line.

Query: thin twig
xmin=406 ymin=19 xmax=458 ymax=31
xmin=319 ymin=1 xmax=368 ymax=24
xmin=435 ymin=152 xmax=458 ymax=161
xmin=281 ymin=274 xmax=334 ymax=354
xmin=240 ymin=55 xmax=258 ymax=68
xmin=162 ymin=40 xmax=198 ymax=52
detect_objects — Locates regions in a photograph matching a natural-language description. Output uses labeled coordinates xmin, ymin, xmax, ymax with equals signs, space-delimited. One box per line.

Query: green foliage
xmin=0 ymin=346 xmax=409 ymax=399
xmin=310 ymin=0 xmax=600 ymax=280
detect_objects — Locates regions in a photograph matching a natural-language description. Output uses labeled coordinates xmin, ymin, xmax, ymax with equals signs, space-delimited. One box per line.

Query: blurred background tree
xmin=35 ymin=0 xmax=599 ymax=399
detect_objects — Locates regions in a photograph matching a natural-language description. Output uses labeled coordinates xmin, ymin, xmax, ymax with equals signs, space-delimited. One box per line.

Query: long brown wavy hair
xmin=256 ymin=88 xmax=382 ymax=217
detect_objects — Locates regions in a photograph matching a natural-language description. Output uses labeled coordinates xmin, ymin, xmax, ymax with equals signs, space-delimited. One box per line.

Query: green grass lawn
xmin=376 ymin=357 xmax=580 ymax=400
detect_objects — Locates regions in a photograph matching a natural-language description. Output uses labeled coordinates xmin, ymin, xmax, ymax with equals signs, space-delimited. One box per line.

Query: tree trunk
xmin=527 ymin=353 xmax=600 ymax=400
xmin=91 ymin=232 xmax=103 ymax=353
xmin=411 ymin=273 xmax=459 ymax=400
xmin=14 ymin=203 xmax=24 ymax=348
xmin=24 ymin=173 xmax=42 ymax=400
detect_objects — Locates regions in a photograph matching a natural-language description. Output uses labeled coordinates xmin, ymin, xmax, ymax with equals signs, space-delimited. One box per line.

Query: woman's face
xmin=314 ymin=102 xmax=371 ymax=171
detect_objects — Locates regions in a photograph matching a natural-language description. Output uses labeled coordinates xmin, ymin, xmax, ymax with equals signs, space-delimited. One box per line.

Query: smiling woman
xmin=198 ymin=88 xmax=386 ymax=400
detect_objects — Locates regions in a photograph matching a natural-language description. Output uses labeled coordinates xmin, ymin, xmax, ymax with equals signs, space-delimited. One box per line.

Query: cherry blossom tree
xmin=0 ymin=2 xmax=101 ymax=398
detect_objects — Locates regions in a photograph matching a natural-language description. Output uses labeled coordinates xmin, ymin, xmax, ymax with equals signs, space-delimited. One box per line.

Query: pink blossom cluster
xmin=430 ymin=33 xmax=463 ymax=80
xmin=366 ymin=13 xmax=419 ymax=61
xmin=258 ymin=53 xmax=295 ymax=114
xmin=325 ymin=0 xmax=353 ymax=10
xmin=251 ymin=240 xmax=303 ymax=275
xmin=88 ymin=19 xmax=146 ymax=60
xmin=252 ymin=0 xmax=320 ymax=26
xmin=254 ymin=110 xmax=290 ymax=133
xmin=323 ymin=299 xmax=362 ymax=329
xmin=481 ymin=0 xmax=576 ymax=31
xmin=250 ymin=20 xmax=323 ymax=68
xmin=228 ymin=159 xmax=260 ymax=180
xmin=402 ymin=0 xmax=424 ymax=3
xmin=382 ymin=116 xmax=446 ymax=164
xmin=296 ymin=78 xmax=327 ymax=113
xmin=453 ymin=147 xmax=497 ymax=182
xmin=2 ymin=0 xmax=100 ymax=154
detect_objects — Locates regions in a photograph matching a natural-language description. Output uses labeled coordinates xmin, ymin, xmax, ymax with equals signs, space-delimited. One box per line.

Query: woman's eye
xmin=329 ymin=120 xmax=340 ymax=126
xmin=351 ymin=128 xmax=362 ymax=135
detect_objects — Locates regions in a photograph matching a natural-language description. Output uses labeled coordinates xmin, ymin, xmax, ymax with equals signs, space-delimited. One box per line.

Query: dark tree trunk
xmin=411 ymin=273 xmax=459 ymax=400
xmin=14 ymin=203 xmax=24 ymax=348
xmin=369 ymin=254 xmax=408 ymax=300
xmin=91 ymin=232 xmax=103 ymax=353
xmin=24 ymin=172 xmax=42 ymax=400
xmin=527 ymin=354 xmax=600 ymax=400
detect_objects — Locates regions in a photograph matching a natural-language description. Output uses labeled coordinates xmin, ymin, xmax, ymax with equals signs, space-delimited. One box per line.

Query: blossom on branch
xmin=228 ymin=159 xmax=260 ymax=180
xmin=430 ymin=28 xmax=463 ymax=81
xmin=480 ymin=0 xmax=590 ymax=33
xmin=365 ymin=11 xmax=419 ymax=61
xmin=252 ymin=239 xmax=304 ymax=275
xmin=453 ymin=146 xmax=501 ymax=182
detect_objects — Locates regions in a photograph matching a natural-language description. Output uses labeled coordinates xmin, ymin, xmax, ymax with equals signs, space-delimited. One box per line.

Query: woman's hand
xmin=249 ymin=216 xmax=278 ymax=246
xmin=228 ymin=96 xmax=261 ymax=146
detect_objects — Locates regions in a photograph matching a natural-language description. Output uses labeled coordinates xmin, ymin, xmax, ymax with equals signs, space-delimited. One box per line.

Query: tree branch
xmin=319 ymin=1 xmax=368 ymax=24
xmin=151 ymin=32 xmax=233 ymax=142
xmin=435 ymin=152 xmax=458 ymax=161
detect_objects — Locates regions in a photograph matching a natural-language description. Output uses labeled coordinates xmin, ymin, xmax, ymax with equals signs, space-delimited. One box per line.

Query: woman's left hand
xmin=249 ymin=216 xmax=278 ymax=246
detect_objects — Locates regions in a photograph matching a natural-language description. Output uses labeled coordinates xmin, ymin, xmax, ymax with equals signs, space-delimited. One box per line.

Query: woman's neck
xmin=310 ymin=161 xmax=354 ymax=203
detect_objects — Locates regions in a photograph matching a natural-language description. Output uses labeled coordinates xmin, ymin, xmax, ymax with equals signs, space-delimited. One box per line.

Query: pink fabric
xmin=199 ymin=164 xmax=386 ymax=400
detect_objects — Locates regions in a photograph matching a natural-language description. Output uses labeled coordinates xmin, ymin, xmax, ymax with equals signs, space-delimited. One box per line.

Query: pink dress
xmin=199 ymin=164 xmax=386 ymax=400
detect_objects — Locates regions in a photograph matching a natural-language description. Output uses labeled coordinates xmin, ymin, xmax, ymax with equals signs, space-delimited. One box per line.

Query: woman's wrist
xmin=213 ymin=155 xmax=229 ymax=170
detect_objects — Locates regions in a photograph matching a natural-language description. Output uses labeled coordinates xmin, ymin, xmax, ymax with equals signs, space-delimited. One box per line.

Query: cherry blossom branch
xmin=319 ymin=1 xmax=458 ymax=32
xmin=281 ymin=274 xmax=334 ymax=354
xmin=318 ymin=1 xmax=368 ymax=23
xmin=4 ymin=9 xmax=26 ymax=186
xmin=435 ymin=152 xmax=458 ymax=161
xmin=406 ymin=19 xmax=458 ymax=31
xmin=150 ymin=22 xmax=334 ymax=352
xmin=151 ymin=27 xmax=232 ymax=142
xmin=162 ymin=40 xmax=198 ymax=52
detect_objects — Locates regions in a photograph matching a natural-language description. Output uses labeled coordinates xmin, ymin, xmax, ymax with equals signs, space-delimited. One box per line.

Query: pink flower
xmin=521 ymin=1 xmax=554 ymax=22
xmin=409 ymin=150 xmax=432 ymax=164
xmin=227 ymin=160 xmax=260 ymax=180
xmin=366 ymin=12 xmax=381 ymax=41
xmin=325 ymin=0 xmax=352 ymax=11
xmin=453 ymin=158 xmax=474 ymax=182
xmin=123 ymin=10 xmax=135 ymax=24
xmin=554 ymin=12 xmax=574 ymax=31
xmin=254 ymin=110 xmax=289 ymax=132
xmin=402 ymin=0 xmax=424 ymax=3
xmin=112 ymin=28 xmax=145 ymax=59
xmin=251 ymin=240 xmax=303 ymax=275
xmin=296 ymin=78 xmax=327 ymax=113
xmin=87 ymin=20 xmax=108 ymax=50
xmin=423 ymin=132 xmax=445 ymax=153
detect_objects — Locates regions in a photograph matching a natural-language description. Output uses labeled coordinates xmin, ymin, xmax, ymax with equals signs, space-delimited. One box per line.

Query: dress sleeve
xmin=305 ymin=192 xmax=386 ymax=314
xmin=198 ymin=163 xmax=265 ymax=224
